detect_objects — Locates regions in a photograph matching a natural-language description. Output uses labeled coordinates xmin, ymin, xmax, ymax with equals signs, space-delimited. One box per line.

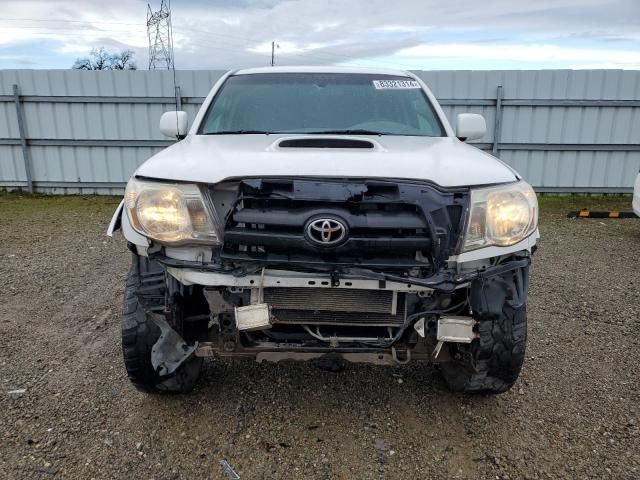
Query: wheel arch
xmin=106 ymin=199 xmax=149 ymax=253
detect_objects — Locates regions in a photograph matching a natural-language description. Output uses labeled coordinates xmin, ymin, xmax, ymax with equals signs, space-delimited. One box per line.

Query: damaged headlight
xmin=124 ymin=178 xmax=221 ymax=245
xmin=463 ymin=180 xmax=538 ymax=251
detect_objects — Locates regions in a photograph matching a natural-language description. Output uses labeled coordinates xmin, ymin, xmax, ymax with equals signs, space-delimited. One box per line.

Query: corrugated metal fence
xmin=1 ymin=69 xmax=639 ymax=194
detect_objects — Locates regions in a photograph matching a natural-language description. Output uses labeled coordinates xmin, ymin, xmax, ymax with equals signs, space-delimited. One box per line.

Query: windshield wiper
xmin=202 ymin=130 xmax=271 ymax=135
xmin=304 ymin=129 xmax=387 ymax=136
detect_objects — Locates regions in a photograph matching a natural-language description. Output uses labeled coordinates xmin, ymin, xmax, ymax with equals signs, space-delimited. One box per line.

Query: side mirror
xmin=456 ymin=113 xmax=486 ymax=141
xmin=160 ymin=111 xmax=189 ymax=139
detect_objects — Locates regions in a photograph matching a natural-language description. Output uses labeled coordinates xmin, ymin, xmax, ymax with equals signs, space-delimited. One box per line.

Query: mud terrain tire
xmin=121 ymin=254 xmax=202 ymax=393
xmin=440 ymin=304 xmax=527 ymax=394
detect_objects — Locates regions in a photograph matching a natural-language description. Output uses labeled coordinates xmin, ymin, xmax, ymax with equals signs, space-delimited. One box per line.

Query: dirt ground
xmin=0 ymin=192 xmax=639 ymax=480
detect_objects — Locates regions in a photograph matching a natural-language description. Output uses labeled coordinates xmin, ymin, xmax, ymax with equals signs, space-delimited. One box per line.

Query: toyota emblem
xmin=305 ymin=217 xmax=348 ymax=246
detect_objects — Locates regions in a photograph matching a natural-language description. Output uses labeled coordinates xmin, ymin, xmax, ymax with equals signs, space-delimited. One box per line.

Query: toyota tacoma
xmin=108 ymin=67 xmax=538 ymax=394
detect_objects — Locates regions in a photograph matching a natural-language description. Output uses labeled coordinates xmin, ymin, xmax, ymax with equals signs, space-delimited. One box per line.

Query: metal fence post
xmin=12 ymin=84 xmax=34 ymax=193
xmin=492 ymin=85 xmax=503 ymax=157
xmin=175 ymin=85 xmax=182 ymax=110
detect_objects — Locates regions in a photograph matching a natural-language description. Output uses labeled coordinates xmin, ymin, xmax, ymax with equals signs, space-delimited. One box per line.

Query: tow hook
xmin=392 ymin=347 xmax=411 ymax=364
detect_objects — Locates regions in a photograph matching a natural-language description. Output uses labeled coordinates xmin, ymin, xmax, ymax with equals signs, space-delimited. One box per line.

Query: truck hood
xmin=135 ymin=135 xmax=519 ymax=188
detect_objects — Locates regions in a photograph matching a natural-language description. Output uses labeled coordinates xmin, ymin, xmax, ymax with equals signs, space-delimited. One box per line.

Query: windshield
xmin=198 ymin=73 xmax=445 ymax=136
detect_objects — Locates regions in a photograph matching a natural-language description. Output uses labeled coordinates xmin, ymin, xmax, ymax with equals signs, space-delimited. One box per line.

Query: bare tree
xmin=72 ymin=57 xmax=93 ymax=70
xmin=111 ymin=50 xmax=136 ymax=70
xmin=72 ymin=48 xmax=137 ymax=70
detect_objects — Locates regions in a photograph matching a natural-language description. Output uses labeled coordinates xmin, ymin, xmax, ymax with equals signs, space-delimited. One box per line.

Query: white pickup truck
xmin=108 ymin=66 xmax=538 ymax=394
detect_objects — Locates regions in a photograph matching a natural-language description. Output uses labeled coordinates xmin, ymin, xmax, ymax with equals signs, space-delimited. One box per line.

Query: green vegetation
xmin=0 ymin=192 xmax=122 ymax=227
xmin=0 ymin=191 xmax=120 ymax=210
xmin=537 ymin=194 xmax=633 ymax=214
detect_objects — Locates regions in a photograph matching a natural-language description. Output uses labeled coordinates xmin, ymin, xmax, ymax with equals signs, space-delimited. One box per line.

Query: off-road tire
xmin=121 ymin=254 xmax=202 ymax=393
xmin=440 ymin=304 xmax=527 ymax=394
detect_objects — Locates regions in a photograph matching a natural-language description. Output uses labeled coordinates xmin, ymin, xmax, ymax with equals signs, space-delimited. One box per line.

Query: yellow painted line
xmin=609 ymin=211 xmax=620 ymax=218
xmin=579 ymin=211 xmax=590 ymax=217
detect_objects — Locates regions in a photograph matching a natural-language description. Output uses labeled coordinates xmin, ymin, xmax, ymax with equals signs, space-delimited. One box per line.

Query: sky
xmin=0 ymin=0 xmax=639 ymax=70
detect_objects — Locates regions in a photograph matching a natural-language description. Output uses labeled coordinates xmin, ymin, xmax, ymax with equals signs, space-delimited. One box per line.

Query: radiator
xmin=262 ymin=287 xmax=397 ymax=314
xmin=259 ymin=287 xmax=404 ymax=327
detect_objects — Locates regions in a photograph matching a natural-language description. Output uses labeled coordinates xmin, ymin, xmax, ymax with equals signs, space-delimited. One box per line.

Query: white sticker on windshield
xmin=372 ymin=79 xmax=420 ymax=89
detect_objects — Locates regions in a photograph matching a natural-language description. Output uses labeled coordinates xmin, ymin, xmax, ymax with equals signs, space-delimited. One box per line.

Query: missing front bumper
xmin=156 ymin=255 xmax=530 ymax=363
xmin=160 ymin=255 xmax=531 ymax=293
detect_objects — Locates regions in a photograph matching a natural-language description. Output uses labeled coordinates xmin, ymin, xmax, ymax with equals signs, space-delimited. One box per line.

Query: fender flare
xmin=106 ymin=200 xmax=149 ymax=250
xmin=106 ymin=200 xmax=123 ymax=236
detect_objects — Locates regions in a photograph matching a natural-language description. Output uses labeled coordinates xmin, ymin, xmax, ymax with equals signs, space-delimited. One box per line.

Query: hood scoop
xmin=277 ymin=137 xmax=375 ymax=149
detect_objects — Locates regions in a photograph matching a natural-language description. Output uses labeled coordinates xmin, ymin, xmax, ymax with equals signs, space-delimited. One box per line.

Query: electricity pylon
xmin=147 ymin=0 xmax=174 ymax=70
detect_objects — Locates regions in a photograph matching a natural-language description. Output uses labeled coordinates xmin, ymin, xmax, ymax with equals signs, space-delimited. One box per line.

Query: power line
xmin=176 ymin=25 xmax=427 ymax=69
xmin=0 ymin=24 xmax=143 ymax=30
xmin=0 ymin=17 xmax=142 ymax=26
xmin=0 ymin=15 xmax=427 ymax=70
xmin=178 ymin=27 xmax=391 ymax=66
xmin=0 ymin=25 xmax=145 ymax=34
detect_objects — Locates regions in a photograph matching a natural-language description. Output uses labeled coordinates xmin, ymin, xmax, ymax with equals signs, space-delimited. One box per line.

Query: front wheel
xmin=121 ymin=254 xmax=202 ymax=393
xmin=440 ymin=304 xmax=527 ymax=394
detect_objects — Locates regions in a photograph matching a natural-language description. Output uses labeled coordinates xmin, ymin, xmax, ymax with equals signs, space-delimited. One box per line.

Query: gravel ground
xmin=0 ymin=192 xmax=639 ymax=480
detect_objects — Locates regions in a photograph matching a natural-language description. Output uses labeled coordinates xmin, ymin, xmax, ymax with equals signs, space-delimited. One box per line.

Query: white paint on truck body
xmin=110 ymin=66 xmax=536 ymax=264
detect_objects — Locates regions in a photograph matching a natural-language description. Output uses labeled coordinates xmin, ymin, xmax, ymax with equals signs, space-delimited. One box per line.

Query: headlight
xmin=124 ymin=178 xmax=221 ymax=245
xmin=462 ymin=181 xmax=538 ymax=251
